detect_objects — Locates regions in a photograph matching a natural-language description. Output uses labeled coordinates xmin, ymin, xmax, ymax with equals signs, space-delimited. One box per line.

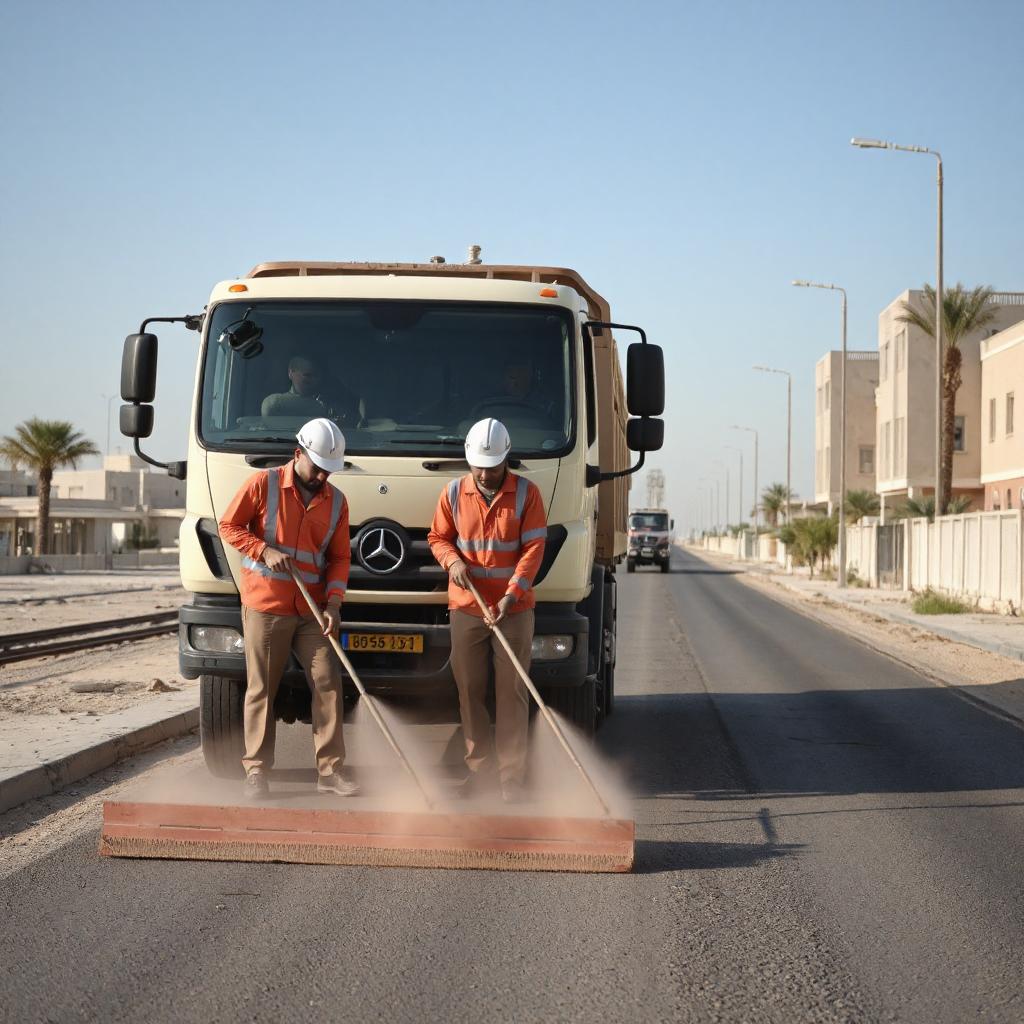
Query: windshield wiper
xmin=221 ymin=435 xmax=298 ymax=444
xmin=387 ymin=437 xmax=464 ymax=446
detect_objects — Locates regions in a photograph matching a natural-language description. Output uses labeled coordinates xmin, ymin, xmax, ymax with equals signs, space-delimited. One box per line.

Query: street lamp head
xmin=791 ymin=279 xmax=810 ymax=287
xmin=851 ymin=137 xmax=887 ymax=149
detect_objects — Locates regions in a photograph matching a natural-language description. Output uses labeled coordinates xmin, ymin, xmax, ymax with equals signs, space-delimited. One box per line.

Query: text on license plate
xmin=641 ymin=547 xmax=653 ymax=556
xmin=341 ymin=633 xmax=424 ymax=653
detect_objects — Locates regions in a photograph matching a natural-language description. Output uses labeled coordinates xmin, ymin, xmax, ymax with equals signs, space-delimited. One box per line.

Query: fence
xmin=908 ymin=510 xmax=1022 ymax=611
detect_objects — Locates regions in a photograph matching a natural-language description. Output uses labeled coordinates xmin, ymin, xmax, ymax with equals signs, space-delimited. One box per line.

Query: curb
xmin=0 ymin=706 xmax=198 ymax=816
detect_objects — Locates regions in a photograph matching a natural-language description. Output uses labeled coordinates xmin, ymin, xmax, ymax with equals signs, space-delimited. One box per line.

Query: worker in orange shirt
xmin=428 ymin=418 xmax=547 ymax=803
xmin=218 ymin=418 xmax=358 ymax=801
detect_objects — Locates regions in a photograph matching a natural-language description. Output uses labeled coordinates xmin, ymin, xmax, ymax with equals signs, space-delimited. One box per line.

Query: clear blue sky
xmin=2 ymin=0 xmax=1022 ymax=531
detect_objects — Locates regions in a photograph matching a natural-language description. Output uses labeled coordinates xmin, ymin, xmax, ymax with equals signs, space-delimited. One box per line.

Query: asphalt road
xmin=3 ymin=548 xmax=1024 ymax=1022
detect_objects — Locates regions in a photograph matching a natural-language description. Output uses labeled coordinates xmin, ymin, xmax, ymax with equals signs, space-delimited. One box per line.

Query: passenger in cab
xmin=261 ymin=355 xmax=359 ymax=426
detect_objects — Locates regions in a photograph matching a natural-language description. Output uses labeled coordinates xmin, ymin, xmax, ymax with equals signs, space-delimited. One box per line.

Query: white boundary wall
xmin=909 ymin=510 xmax=1022 ymax=611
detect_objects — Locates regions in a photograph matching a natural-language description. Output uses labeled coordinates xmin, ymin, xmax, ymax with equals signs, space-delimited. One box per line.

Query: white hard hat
xmin=296 ymin=418 xmax=346 ymax=473
xmin=465 ymin=418 xmax=511 ymax=468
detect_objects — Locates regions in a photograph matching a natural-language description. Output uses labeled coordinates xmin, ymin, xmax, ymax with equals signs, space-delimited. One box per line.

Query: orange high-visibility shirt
xmin=218 ymin=462 xmax=350 ymax=616
xmin=428 ymin=472 xmax=546 ymax=616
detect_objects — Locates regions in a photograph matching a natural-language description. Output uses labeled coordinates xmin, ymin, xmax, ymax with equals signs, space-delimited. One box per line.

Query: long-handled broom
xmin=465 ymin=580 xmax=611 ymax=818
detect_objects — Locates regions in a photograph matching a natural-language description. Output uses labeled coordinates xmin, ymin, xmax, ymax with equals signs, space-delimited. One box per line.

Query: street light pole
xmin=724 ymin=445 xmax=743 ymax=525
xmin=103 ymin=394 xmax=118 ymax=457
xmin=851 ymin=137 xmax=944 ymax=514
xmin=730 ymin=426 xmax=759 ymax=531
xmin=793 ymin=280 xmax=848 ymax=588
xmin=753 ymin=365 xmax=793 ymax=524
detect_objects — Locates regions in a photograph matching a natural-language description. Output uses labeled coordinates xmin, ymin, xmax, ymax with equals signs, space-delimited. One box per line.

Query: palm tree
xmin=894 ymin=494 xmax=972 ymax=522
xmin=778 ymin=515 xmax=837 ymax=578
xmin=896 ymin=284 xmax=997 ymax=513
xmin=845 ymin=489 xmax=880 ymax=524
xmin=0 ymin=419 xmax=99 ymax=555
xmin=761 ymin=482 xmax=795 ymax=527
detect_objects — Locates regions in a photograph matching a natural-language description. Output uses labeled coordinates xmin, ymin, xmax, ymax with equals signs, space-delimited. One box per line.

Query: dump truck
xmin=626 ymin=508 xmax=675 ymax=573
xmin=119 ymin=258 xmax=665 ymax=776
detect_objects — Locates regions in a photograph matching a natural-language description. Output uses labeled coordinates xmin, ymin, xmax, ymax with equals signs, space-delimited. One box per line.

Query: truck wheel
xmin=661 ymin=560 xmax=670 ymax=573
xmin=200 ymin=675 xmax=245 ymax=778
xmin=542 ymin=677 xmax=597 ymax=737
xmin=626 ymin=558 xmax=636 ymax=574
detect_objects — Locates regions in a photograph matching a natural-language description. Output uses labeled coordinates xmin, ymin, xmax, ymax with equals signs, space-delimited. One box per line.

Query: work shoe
xmin=500 ymin=780 xmax=528 ymax=805
xmin=243 ymin=771 xmax=269 ymax=800
xmin=316 ymin=772 xmax=361 ymax=797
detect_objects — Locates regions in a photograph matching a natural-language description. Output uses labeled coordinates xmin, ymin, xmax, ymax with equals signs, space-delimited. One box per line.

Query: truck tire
xmin=626 ymin=558 xmax=636 ymax=574
xmin=542 ymin=676 xmax=597 ymax=737
xmin=200 ymin=674 xmax=245 ymax=779
xmin=661 ymin=560 xmax=670 ymax=573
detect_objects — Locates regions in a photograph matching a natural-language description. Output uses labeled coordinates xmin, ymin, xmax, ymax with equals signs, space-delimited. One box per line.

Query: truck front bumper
xmin=179 ymin=595 xmax=590 ymax=695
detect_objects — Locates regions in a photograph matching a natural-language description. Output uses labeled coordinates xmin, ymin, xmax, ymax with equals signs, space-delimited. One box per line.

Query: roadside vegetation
xmin=760 ymin=483 xmax=795 ymax=527
xmin=844 ymin=489 xmax=880 ymax=523
xmin=0 ymin=418 xmax=99 ymax=555
xmin=777 ymin=515 xmax=838 ymax=578
xmin=896 ymin=283 xmax=997 ymax=514
xmin=893 ymin=494 xmax=973 ymax=522
xmin=912 ymin=588 xmax=970 ymax=615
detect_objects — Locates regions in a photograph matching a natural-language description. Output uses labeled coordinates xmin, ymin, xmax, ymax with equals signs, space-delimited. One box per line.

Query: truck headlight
xmin=532 ymin=635 xmax=574 ymax=661
xmin=190 ymin=625 xmax=245 ymax=654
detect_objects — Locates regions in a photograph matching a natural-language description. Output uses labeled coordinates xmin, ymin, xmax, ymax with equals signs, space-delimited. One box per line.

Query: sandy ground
xmin=0 ymin=634 xmax=192 ymax=717
xmin=741 ymin=570 xmax=1024 ymax=700
xmin=0 ymin=574 xmax=186 ymax=633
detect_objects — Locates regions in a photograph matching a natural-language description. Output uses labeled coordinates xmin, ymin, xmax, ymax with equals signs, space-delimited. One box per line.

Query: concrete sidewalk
xmin=0 ymin=691 xmax=198 ymax=815
xmin=691 ymin=544 xmax=1024 ymax=663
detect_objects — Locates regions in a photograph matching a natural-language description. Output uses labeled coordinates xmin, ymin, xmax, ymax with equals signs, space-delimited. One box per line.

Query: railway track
xmin=0 ymin=611 xmax=178 ymax=666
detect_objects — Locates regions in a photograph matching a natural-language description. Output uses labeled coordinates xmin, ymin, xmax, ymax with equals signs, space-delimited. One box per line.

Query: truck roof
xmin=245 ymin=261 xmax=612 ymax=323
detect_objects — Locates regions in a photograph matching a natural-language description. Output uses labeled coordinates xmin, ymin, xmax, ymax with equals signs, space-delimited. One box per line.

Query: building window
xmin=895 ymin=418 xmax=905 ymax=476
xmin=895 ymin=330 xmax=906 ymax=372
xmin=882 ymin=421 xmax=891 ymax=479
xmin=1007 ymin=392 xmax=1015 ymax=437
xmin=954 ymin=416 xmax=966 ymax=452
xmin=825 ymin=446 xmax=831 ymax=484
xmin=859 ymin=446 xmax=875 ymax=474
xmin=824 ymin=380 xmax=831 ymax=411
xmin=881 ymin=343 xmax=889 ymax=382
xmin=1008 ymin=488 xmax=1013 ymax=510
xmin=990 ymin=398 xmax=997 ymax=442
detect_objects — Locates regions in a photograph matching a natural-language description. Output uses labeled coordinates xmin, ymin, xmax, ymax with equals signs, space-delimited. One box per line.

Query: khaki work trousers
xmin=450 ymin=608 xmax=534 ymax=785
xmin=241 ymin=606 xmax=345 ymax=777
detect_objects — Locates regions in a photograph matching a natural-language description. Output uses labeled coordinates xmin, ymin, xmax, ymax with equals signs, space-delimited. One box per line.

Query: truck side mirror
xmin=120 ymin=404 xmax=154 ymax=439
xmin=121 ymin=333 xmax=159 ymax=403
xmin=627 ymin=417 xmax=664 ymax=452
xmin=626 ymin=342 xmax=665 ymax=417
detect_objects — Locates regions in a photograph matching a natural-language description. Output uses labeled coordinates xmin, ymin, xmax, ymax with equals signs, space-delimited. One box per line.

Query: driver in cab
xmin=262 ymin=355 xmax=359 ymax=426
xmin=472 ymin=358 xmax=554 ymax=425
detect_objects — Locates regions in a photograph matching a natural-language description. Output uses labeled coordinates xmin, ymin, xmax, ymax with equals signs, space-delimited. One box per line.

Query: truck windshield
xmin=199 ymin=300 xmax=574 ymax=457
xmin=629 ymin=513 xmax=668 ymax=530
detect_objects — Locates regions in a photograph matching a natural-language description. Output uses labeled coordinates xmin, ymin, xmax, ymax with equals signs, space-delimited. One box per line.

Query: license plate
xmin=641 ymin=547 xmax=653 ymax=556
xmin=341 ymin=632 xmax=423 ymax=654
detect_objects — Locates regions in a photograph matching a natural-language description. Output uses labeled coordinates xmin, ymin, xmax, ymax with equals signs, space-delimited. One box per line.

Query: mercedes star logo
xmin=357 ymin=525 xmax=406 ymax=575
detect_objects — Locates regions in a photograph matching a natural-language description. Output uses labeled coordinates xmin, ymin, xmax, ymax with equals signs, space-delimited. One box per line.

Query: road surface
xmin=3 ymin=548 xmax=1023 ymax=1022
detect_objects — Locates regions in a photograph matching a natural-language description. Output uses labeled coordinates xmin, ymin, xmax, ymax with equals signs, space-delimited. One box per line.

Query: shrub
xmin=911 ymin=589 xmax=968 ymax=614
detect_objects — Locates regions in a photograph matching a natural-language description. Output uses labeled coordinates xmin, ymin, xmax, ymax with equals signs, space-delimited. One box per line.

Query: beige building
xmin=874 ymin=289 xmax=1024 ymax=511
xmin=980 ymin=318 xmax=1024 ymax=510
xmin=51 ymin=453 xmax=184 ymax=507
xmin=814 ymin=350 xmax=879 ymax=509
xmin=0 ymin=454 xmax=184 ymax=557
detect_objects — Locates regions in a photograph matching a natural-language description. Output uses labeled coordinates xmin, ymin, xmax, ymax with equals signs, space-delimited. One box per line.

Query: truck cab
xmin=119 ymin=260 xmax=665 ymax=776
xmin=627 ymin=508 xmax=674 ymax=573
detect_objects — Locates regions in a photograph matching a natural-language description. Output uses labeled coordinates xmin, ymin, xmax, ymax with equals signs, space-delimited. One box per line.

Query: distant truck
xmin=119 ymin=258 xmax=665 ymax=775
xmin=627 ymin=508 xmax=674 ymax=573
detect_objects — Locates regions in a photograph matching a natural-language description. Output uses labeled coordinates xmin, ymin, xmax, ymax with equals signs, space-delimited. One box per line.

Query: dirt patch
xmin=0 ymin=635 xmax=193 ymax=718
